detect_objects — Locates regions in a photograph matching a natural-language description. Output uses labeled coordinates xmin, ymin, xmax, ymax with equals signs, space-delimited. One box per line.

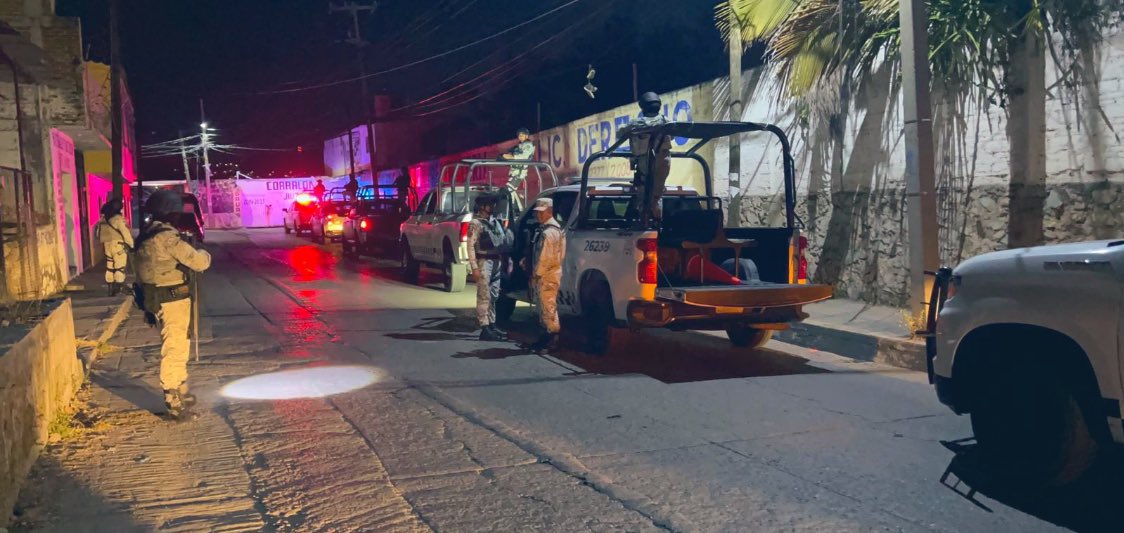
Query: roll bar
xmin=437 ymin=159 xmax=559 ymax=214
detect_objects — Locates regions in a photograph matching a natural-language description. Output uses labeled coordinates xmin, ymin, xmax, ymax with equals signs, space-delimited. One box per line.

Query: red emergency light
xmin=295 ymin=193 xmax=316 ymax=206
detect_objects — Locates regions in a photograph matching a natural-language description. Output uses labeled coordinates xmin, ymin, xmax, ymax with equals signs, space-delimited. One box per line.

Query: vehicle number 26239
xmin=584 ymin=240 xmax=611 ymax=253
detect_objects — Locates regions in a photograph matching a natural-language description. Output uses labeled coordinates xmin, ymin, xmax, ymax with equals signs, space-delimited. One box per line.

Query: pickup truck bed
xmin=656 ymin=283 xmax=833 ymax=309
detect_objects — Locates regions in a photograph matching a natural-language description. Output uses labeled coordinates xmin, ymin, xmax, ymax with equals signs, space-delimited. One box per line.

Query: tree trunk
xmin=1005 ymin=30 xmax=1048 ymax=248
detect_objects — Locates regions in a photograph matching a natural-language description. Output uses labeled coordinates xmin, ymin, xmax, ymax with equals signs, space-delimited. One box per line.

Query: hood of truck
xmin=955 ymin=240 xmax=1124 ymax=276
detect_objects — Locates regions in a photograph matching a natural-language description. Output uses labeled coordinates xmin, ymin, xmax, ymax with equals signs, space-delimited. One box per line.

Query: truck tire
xmin=444 ymin=262 xmax=467 ymax=293
xmin=581 ymin=283 xmax=626 ymax=356
xmin=402 ymin=243 xmax=420 ymax=284
xmin=341 ymin=237 xmax=354 ymax=257
xmin=970 ymin=363 xmax=1099 ymax=486
xmin=496 ymin=295 xmax=516 ymax=323
xmin=284 ymin=221 xmax=292 ymax=234
xmin=726 ymin=327 xmax=773 ymax=349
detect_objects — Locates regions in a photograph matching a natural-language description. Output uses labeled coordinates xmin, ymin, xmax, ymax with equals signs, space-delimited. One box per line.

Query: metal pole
xmin=331 ymin=1 xmax=379 ymax=182
xmin=727 ymin=3 xmax=743 ymax=227
xmin=110 ymin=0 xmax=124 ymax=201
xmin=632 ymin=63 xmax=638 ymax=101
xmin=899 ymin=0 xmax=940 ymax=318
xmin=347 ymin=126 xmax=357 ymax=180
xmin=199 ymin=99 xmax=213 ymax=223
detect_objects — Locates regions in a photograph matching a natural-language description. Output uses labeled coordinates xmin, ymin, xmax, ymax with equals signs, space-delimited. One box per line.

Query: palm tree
xmin=717 ymin=0 xmax=1124 ymax=249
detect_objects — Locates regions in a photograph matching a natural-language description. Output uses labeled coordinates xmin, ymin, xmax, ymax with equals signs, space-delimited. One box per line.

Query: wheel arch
xmin=952 ymin=323 xmax=1110 ymax=441
xmin=578 ymin=269 xmax=611 ymax=318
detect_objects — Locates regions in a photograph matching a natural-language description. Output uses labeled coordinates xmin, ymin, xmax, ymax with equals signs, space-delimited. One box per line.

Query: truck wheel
xmin=402 ymin=244 xmax=420 ymax=284
xmin=496 ymin=295 xmax=516 ymax=323
xmin=726 ymin=327 xmax=773 ymax=349
xmin=444 ymin=262 xmax=467 ymax=293
xmin=582 ymin=284 xmax=626 ymax=356
xmin=284 ymin=221 xmax=291 ymax=234
xmin=970 ymin=363 xmax=1099 ymax=486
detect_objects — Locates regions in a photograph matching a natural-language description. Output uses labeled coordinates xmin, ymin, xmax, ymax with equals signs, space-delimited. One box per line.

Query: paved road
xmin=18 ymin=229 xmax=1118 ymax=532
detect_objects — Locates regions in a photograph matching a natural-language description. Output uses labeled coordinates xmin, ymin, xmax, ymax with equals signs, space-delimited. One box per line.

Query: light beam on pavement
xmin=220 ymin=366 xmax=381 ymax=400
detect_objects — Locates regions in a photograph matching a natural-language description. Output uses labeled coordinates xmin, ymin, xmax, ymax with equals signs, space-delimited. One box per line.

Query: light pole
xmin=899 ymin=0 xmax=940 ymax=319
xmin=727 ymin=2 xmax=743 ymax=228
xmin=199 ymin=120 xmax=214 ymax=224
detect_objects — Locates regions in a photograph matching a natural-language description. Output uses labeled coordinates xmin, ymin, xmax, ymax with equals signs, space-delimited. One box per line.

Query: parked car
xmin=282 ymin=191 xmax=318 ymax=235
xmin=310 ymin=189 xmax=351 ymax=244
xmin=341 ymin=184 xmax=416 ymax=258
xmin=399 ymin=159 xmax=557 ymax=292
xmin=923 ymin=241 xmax=1124 ymax=485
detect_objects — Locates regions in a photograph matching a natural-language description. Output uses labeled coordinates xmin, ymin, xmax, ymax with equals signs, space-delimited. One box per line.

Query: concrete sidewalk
xmin=62 ymin=269 xmax=134 ymax=372
xmin=774 ymin=298 xmax=928 ymax=372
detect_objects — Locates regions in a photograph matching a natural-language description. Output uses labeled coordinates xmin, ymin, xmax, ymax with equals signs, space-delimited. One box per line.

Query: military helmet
xmin=100 ymin=197 xmax=123 ymax=217
xmin=639 ymin=91 xmax=662 ymax=114
xmin=145 ymin=189 xmax=183 ymax=218
xmin=516 ymin=127 xmax=530 ymax=136
xmin=474 ymin=192 xmax=500 ymax=209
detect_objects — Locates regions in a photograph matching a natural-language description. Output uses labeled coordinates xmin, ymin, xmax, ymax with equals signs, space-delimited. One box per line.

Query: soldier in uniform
xmin=617 ymin=91 xmax=671 ymax=223
xmin=135 ymin=190 xmax=212 ymax=420
xmin=501 ymin=127 xmax=535 ymax=192
xmin=95 ymin=197 xmax=133 ymax=296
xmin=467 ymin=193 xmax=506 ymax=341
xmin=529 ymin=197 xmax=565 ymax=351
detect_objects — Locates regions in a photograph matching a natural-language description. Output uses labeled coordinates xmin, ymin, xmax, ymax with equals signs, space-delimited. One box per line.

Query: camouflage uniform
xmin=505 ymin=141 xmax=536 ymax=192
xmin=533 ymin=217 xmax=565 ymax=334
xmin=135 ymin=221 xmax=212 ymax=398
xmin=96 ymin=214 xmax=133 ymax=284
xmin=466 ymin=214 xmax=503 ymax=328
xmin=617 ymin=114 xmax=671 ymax=220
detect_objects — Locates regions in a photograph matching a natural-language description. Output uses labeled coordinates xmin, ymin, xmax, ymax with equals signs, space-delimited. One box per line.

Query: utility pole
xmin=631 ymin=63 xmax=638 ymax=101
xmin=347 ymin=125 xmax=357 ymax=181
xmin=899 ymin=0 xmax=940 ymax=319
xmin=179 ymin=131 xmax=193 ymax=193
xmin=726 ymin=2 xmax=743 ymax=227
xmin=331 ymin=1 xmax=378 ymax=182
xmin=109 ymin=0 xmax=123 ymax=201
xmin=199 ymin=99 xmax=214 ymax=223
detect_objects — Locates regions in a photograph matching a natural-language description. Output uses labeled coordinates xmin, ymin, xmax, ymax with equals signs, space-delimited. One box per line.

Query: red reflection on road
xmin=287 ymin=245 xmax=337 ymax=282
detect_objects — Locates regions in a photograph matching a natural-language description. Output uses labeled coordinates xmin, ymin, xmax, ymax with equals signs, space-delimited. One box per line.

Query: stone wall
xmin=723 ymin=31 xmax=1124 ymax=307
xmin=0 ymin=298 xmax=81 ymax=522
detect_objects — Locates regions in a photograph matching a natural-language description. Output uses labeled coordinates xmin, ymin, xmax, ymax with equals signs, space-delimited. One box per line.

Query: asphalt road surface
xmin=21 ymin=229 xmax=1121 ymax=532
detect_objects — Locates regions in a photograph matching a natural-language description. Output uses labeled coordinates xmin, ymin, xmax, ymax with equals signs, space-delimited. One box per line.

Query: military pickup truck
xmin=399 ymin=159 xmax=557 ymax=292
xmin=498 ymin=121 xmax=833 ymax=354
xmin=924 ymin=240 xmax=1124 ymax=485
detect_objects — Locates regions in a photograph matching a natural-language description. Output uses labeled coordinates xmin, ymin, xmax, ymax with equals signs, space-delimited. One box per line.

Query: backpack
xmin=479 ymin=217 xmax=513 ymax=254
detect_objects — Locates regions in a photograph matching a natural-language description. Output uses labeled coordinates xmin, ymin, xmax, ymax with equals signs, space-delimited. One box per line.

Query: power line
xmin=252 ymin=0 xmax=581 ymax=95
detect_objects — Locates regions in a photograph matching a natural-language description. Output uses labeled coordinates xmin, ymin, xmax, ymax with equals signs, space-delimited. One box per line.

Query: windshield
xmin=440 ymin=189 xmax=512 ymax=218
xmin=583 ymin=195 xmax=705 ymax=229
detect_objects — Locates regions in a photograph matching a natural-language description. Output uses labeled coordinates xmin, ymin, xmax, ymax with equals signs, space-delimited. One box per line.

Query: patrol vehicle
xmin=498 ymin=121 xmax=832 ymax=353
xmin=341 ymin=184 xmax=416 ymax=258
xmin=924 ymin=240 xmax=1124 ymax=484
xmin=399 ymin=159 xmax=556 ymax=292
xmin=309 ymin=188 xmax=351 ymax=244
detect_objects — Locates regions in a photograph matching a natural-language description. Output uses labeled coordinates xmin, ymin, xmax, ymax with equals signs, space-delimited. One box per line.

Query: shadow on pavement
xmin=12 ymin=456 xmax=148 ymax=532
xmin=90 ymin=370 xmax=165 ymax=414
xmin=940 ymin=438 xmax=1124 ymax=532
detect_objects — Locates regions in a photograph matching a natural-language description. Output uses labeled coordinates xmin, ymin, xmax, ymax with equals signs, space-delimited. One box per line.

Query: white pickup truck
xmin=399 ymin=159 xmax=556 ymax=292
xmin=926 ymin=240 xmax=1124 ymax=484
xmin=497 ymin=121 xmax=833 ymax=353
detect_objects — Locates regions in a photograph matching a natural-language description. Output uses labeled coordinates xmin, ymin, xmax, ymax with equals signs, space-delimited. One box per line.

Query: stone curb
xmin=774 ymin=320 xmax=927 ymax=372
xmin=77 ymin=297 xmax=133 ymax=374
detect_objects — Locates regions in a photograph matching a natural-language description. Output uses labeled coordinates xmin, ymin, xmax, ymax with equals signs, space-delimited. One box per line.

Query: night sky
xmin=57 ymin=0 xmax=758 ymax=180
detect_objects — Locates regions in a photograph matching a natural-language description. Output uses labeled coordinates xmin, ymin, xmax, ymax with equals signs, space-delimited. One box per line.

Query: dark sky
xmin=57 ymin=0 xmax=757 ymax=180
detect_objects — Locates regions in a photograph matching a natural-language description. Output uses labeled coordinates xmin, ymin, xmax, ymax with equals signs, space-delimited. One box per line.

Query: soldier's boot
xmin=178 ymin=383 xmax=197 ymax=408
xmin=107 ymin=282 xmax=117 ymax=296
xmin=479 ymin=326 xmax=503 ymax=342
xmin=162 ymin=389 xmax=184 ymax=419
xmin=529 ymin=332 xmax=558 ymax=352
xmin=487 ymin=324 xmax=507 ymax=337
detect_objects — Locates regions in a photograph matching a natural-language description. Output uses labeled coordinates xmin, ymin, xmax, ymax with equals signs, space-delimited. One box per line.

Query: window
xmin=418 ymin=192 xmax=436 ymax=215
xmin=552 ymin=191 xmax=578 ymax=225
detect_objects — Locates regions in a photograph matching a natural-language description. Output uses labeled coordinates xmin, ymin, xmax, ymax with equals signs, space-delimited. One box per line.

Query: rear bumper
xmin=627 ymin=299 xmax=809 ymax=329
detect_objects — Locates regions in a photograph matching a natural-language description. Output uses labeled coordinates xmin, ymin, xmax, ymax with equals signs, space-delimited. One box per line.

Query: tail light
xmin=359 ymin=218 xmax=371 ymax=231
xmin=795 ymin=234 xmax=809 ymax=284
xmin=637 ymin=238 xmax=658 ymax=284
xmin=459 ymin=221 xmax=470 ymax=242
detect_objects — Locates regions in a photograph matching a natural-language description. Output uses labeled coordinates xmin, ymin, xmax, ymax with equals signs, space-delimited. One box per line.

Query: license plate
xmin=715 ymin=306 xmax=742 ymax=314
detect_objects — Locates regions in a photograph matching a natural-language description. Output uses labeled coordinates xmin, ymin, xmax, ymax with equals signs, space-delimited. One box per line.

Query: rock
xmin=1045 ymin=189 xmax=1065 ymax=210
xmin=977 ymin=195 xmax=999 ymax=212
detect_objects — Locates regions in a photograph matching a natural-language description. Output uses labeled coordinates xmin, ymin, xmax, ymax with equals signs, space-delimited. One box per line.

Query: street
xmin=14 ymin=229 xmax=1117 ymax=532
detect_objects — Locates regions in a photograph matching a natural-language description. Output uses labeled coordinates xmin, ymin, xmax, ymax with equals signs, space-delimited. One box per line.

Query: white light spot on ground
xmin=221 ymin=366 xmax=380 ymax=400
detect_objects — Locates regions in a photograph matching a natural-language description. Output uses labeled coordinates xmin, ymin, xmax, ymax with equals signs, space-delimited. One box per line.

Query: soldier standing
xmin=617 ymin=91 xmax=671 ymax=223
xmin=501 ymin=127 xmax=535 ymax=192
xmin=95 ymin=197 xmax=133 ymax=296
xmin=467 ymin=194 xmax=507 ymax=341
xmin=135 ymin=190 xmax=212 ymax=420
xmin=529 ymin=198 xmax=565 ymax=351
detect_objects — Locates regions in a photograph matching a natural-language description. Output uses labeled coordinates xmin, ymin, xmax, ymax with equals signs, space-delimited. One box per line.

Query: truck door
xmin=406 ymin=192 xmax=435 ymax=261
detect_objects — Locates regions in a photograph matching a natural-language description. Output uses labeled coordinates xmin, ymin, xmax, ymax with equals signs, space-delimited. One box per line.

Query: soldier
xmin=617 ymin=91 xmax=671 ymax=223
xmin=467 ymin=193 xmax=509 ymax=341
xmin=135 ymin=190 xmax=212 ymax=420
xmin=528 ymin=197 xmax=565 ymax=351
xmin=95 ymin=197 xmax=134 ymax=296
xmin=344 ymin=175 xmax=360 ymax=201
xmin=312 ymin=179 xmax=327 ymax=200
xmin=501 ymin=127 xmax=535 ymax=192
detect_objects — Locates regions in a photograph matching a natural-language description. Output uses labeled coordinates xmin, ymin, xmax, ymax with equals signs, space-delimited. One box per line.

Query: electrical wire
xmin=252 ymin=0 xmax=581 ymax=95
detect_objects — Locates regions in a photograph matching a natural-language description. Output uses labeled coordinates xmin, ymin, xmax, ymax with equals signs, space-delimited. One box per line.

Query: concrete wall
xmin=0 ymin=298 xmax=81 ymax=521
xmin=719 ymin=32 xmax=1124 ymax=307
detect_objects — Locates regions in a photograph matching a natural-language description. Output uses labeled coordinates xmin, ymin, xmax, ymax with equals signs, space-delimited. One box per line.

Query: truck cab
xmin=926 ymin=240 xmax=1124 ymax=484
xmin=399 ymin=159 xmax=557 ymax=292
xmin=342 ymin=184 xmax=416 ymax=257
xmin=500 ymin=121 xmax=832 ymax=353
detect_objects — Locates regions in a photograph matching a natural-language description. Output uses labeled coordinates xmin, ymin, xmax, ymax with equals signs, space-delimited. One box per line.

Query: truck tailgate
xmin=656 ymin=283 xmax=833 ymax=309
